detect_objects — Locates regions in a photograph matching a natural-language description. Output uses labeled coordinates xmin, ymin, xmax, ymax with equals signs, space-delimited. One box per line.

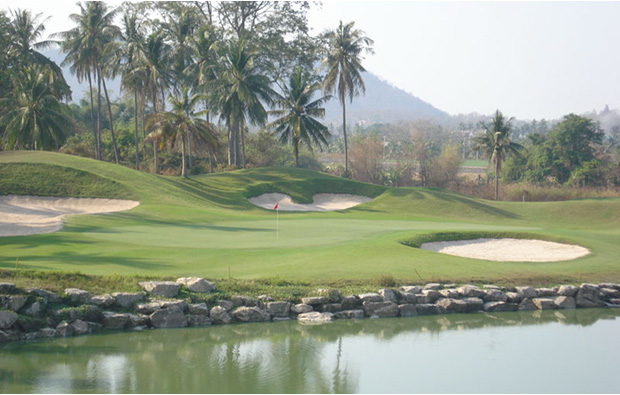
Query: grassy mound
xmin=399 ymin=231 xmax=574 ymax=248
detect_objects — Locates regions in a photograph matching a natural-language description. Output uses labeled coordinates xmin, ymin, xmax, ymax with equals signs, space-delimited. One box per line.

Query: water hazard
xmin=1 ymin=308 xmax=619 ymax=393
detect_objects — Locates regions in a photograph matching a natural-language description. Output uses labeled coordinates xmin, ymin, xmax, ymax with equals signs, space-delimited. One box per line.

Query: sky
xmin=4 ymin=1 xmax=620 ymax=120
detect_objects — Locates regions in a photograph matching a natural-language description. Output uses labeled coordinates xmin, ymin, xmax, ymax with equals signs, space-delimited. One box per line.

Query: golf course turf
xmin=1 ymin=151 xmax=619 ymax=288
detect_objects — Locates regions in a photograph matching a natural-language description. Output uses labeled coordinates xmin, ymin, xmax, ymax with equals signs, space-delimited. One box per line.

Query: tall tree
xmin=323 ymin=21 xmax=374 ymax=176
xmin=269 ymin=68 xmax=331 ymax=167
xmin=475 ymin=110 xmax=525 ymax=200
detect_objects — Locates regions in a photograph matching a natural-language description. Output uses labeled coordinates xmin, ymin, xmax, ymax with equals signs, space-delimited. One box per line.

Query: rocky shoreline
xmin=1 ymin=279 xmax=619 ymax=343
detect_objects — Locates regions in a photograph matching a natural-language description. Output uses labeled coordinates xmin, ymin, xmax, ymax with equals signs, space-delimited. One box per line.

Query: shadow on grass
xmin=0 ymin=251 xmax=166 ymax=271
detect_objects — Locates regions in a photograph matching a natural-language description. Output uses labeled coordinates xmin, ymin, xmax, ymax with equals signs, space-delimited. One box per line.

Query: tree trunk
xmin=342 ymin=99 xmax=348 ymax=175
xmin=240 ymin=125 xmax=246 ymax=168
xmin=87 ymin=72 xmax=98 ymax=160
xmin=208 ymin=149 xmax=215 ymax=173
xmin=181 ymin=135 xmax=187 ymax=177
xmin=96 ymin=68 xmax=102 ymax=161
xmin=495 ymin=157 xmax=500 ymax=201
xmin=101 ymin=72 xmax=119 ymax=164
xmin=153 ymin=142 xmax=158 ymax=174
xmin=294 ymin=139 xmax=299 ymax=167
xmin=227 ymin=124 xmax=234 ymax=166
xmin=134 ymin=90 xmax=140 ymax=171
xmin=187 ymin=131 xmax=193 ymax=169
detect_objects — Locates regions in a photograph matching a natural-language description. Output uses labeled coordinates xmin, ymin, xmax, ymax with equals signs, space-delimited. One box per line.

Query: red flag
xmin=274 ymin=203 xmax=278 ymax=210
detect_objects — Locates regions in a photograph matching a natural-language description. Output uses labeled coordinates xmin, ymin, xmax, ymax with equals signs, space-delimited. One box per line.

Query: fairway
xmin=1 ymin=151 xmax=619 ymax=285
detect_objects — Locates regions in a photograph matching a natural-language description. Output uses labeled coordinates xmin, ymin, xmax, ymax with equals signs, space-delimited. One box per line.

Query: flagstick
xmin=276 ymin=208 xmax=279 ymax=239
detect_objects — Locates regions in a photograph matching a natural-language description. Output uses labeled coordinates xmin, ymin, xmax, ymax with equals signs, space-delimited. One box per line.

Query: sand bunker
xmin=248 ymin=193 xmax=372 ymax=212
xmin=420 ymin=238 xmax=590 ymax=262
xmin=0 ymin=195 xmax=139 ymax=237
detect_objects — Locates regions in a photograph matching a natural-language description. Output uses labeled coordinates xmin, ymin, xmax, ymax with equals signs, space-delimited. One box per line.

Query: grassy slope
xmin=1 ymin=151 xmax=619 ymax=286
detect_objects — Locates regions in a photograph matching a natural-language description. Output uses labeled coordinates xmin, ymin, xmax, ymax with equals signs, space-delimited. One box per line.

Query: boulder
xmin=55 ymin=305 xmax=102 ymax=322
xmin=27 ymin=288 xmax=61 ymax=303
xmin=482 ymin=289 xmax=508 ymax=302
xmin=127 ymin=314 xmax=149 ymax=328
xmin=187 ymin=314 xmax=212 ymax=327
xmin=64 ymin=288 xmax=91 ymax=304
xmin=414 ymin=294 xmax=430 ymax=304
xmin=358 ymin=293 xmax=383 ymax=303
xmin=437 ymin=298 xmax=467 ymax=314
xmin=599 ymin=283 xmax=620 ymax=291
xmin=17 ymin=316 xmax=45 ymax=332
xmin=150 ymin=307 xmax=188 ymax=328
xmin=38 ymin=328 xmax=59 ymax=338
xmin=398 ymin=292 xmax=418 ymax=304
xmin=139 ymin=281 xmax=181 ymax=298
xmin=0 ymin=310 xmax=18 ymax=329
xmin=317 ymin=289 xmax=340 ymax=302
xmin=209 ymin=306 xmax=232 ymax=324
xmin=71 ymin=319 xmax=90 ymax=335
xmin=231 ymin=307 xmax=271 ymax=323
xmin=258 ymin=295 xmax=274 ymax=302
xmin=176 ymin=277 xmax=215 ymax=293
xmin=291 ymin=304 xmax=313 ymax=314
xmin=555 ymin=296 xmax=576 ymax=310
xmin=516 ymin=286 xmax=538 ymax=299
xmin=158 ymin=300 xmax=187 ymax=312
xmin=267 ymin=302 xmax=291 ymax=318
xmin=56 ymin=321 xmax=74 ymax=337
xmin=414 ymin=304 xmax=440 ymax=315
xmin=576 ymin=284 xmax=605 ymax=308
xmin=483 ymin=284 xmax=500 ymax=290
xmin=215 ymin=300 xmax=233 ymax=312
xmin=363 ymin=301 xmax=398 ymax=317
xmin=0 ymin=283 xmax=16 ymax=293
xmin=233 ymin=296 xmax=259 ymax=307
xmin=439 ymin=289 xmax=459 ymax=299
xmin=7 ymin=296 xmax=28 ymax=312
xmin=462 ymin=297 xmax=485 ymax=312
xmin=484 ymin=301 xmax=518 ymax=312
xmin=505 ymin=292 xmax=522 ymax=304
xmin=532 ymin=298 xmax=558 ymax=310
xmin=519 ymin=298 xmax=538 ymax=311
xmin=136 ymin=302 xmax=161 ymax=315
xmin=318 ymin=303 xmax=342 ymax=313
xmin=334 ymin=310 xmax=365 ymax=319
xmin=301 ymin=296 xmax=328 ymax=305
xmin=424 ymin=283 xmax=441 ymax=291
xmin=102 ymin=312 xmax=130 ymax=330
xmin=536 ymin=288 xmax=558 ymax=297
xmin=297 ymin=312 xmax=333 ymax=324
xmin=398 ymin=304 xmax=418 ymax=317
xmin=112 ymin=292 xmax=145 ymax=309
xmin=557 ymin=285 xmax=579 ymax=297
xmin=90 ymin=294 xmax=116 ymax=308
xmin=600 ymin=288 xmax=620 ymax=301
xmin=378 ymin=289 xmax=397 ymax=303
xmin=188 ymin=303 xmax=209 ymax=316
xmin=422 ymin=290 xmax=442 ymax=303
xmin=0 ymin=330 xmax=10 ymax=343
xmin=24 ymin=301 xmax=45 ymax=317
xmin=457 ymin=285 xmax=486 ymax=298
xmin=399 ymin=286 xmax=421 ymax=294
xmin=340 ymin=295 xmax=362 ymax=310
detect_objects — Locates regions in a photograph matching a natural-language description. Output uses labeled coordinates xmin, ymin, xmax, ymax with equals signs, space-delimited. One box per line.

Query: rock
xmin=150 ymin=307 xmax=188 ymax=328
xmin=444 ymin=284 xmax=457 ymax=289
xmin=291 ymin=304 xmax=313 ymax=314
xmin=484 ymin=301 xmax=518 ymax=312
xmin=519 ymin=298 xmax=538 ymax=311
xmin=340 ymin=295 xmax=362 ymax=310
xmin=482 ymin=289 xmax=508 ymax=302
xmin=334 ymin=310 xmax=365 ymax=319
xmin=358 ymin=293 xmax=383 ymax=303
xmin=297 ymin=312 xmax=334 ymax=324
xmin=505 ymin=292 xmax=522 ymax=304
xmin=608 ymin=299 xmax=620 ymax=306
xmin=0 ymin=283 xmax=16 ymax=293
xmin=102 ymin=312 xmax=130 ymax=330
xmin=0 ymin=330 xmax=10 ymax=343
xmin=71 ymin=319 xmax=90 ymax=335
xmin=0 ymin=311 xmax=18 ymax=329
xmin=424 ymin=283 xmax=441 ymax=290
xmin=555 ymin=296 xmax=576 ymax=309
xmin=301 ymin=296 xmax=329 ymax=305
xmin=378 ymin=289 xmax=397 ymax=303
xmin=17 ymin=317 xmax=45 ymax=332
xmin=231 ymin=307 xmax=270 ymax=323
xmin=176 ymin=277 xmax=215 ymax=293
xmin=27 ymin=288 xmax=61 ymax=303
xmin=557 ymin=285 xmax=579 ymax=297
xmin=536 ymin=288 xmax=558 ymax=297
xmin=158 ymin=300 xmax=187 ymax=312
xmin=416 ymin=304 xmax=440 ymax=315
xmin=139 ymin=281 xmax=181 ymax=298
xmin=267 ymin=302 xmax=291 ymax=318
xmin=576 ymin=284 xmax=605 ymax=308
xmin=414 ymin=294 xmax=430 ymax=304
xmin=439 ymin=289 xmax=459 ymax=299
xmin=112 ymin=292 xmax=145 ymax=309
xmin=24 ymin=301 xmax=44 ymax=317
xmin=56 ymin=321 xmax=74 ymax=337
xmin=258 ymin=295 xmax=274 ymax=302
xmin=7 ymin=296 xmax=28 ymax=312
xmin=437 ymin=298 xmax=468 ymax=314
xmin=398 ymin=292 xmax=418 ymax=304
xmin=600 ymin=288 xmax=620 ymax=301
xmin=317 ymin=289 xmax=340 ymax=302
xmin=457 ymin=285 xmax=486 ymax=298
xmin=187 ymin=314 xmax=212 ymax=327
xmin=318 ymin=303 xmax=342 ymax=313
xmin=38 ymin=328 xmax=59 ymax=338
xmin=483 ymin=284 xmax=500 ymax=290
xmin=188 ymin=303 xmax=209 ymax=316
xmin=64 ymin=288 xmax=91 ymax=304
xmin=398 ymin=304 xmax=418 ymax=317
xmin=422 ymin=290 xmax=442 ymax=303
xmin=127 ymin=314 xmax=149 ymax=328
xmin=516 ymin=286 xmax=538 ymax=299
xmin=210 ymin=306 xmax=232 ymax=325
xmin=462 ymin=297 xmax=485 ymax=312
xmin=233 ymin=296 xmax=259 ymax=307
xmin=56 ymin=305 xmax=102 ymax=322
xmin=363 ymin=301 xmax=398 ymax=317
xmin=90 ymin=294 xmax=115 ymax=308
xmin=533 ymin=298 xmax=558 ymax=310
xmin=217 ymin=300 xmax=234 ymax=312
xmin=136 ymin=302 xmax=161 ymax=315
xmin=399 ymin=286 xmax=421 ymax=294
xmin=599 ymin=283 xmax=620 ymax=291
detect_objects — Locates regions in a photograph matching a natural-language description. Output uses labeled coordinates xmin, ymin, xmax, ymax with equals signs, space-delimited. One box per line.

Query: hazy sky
xmin=5 ymin=1 xmax=620 ymax=120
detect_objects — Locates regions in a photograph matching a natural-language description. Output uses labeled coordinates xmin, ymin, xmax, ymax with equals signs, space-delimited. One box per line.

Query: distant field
xmin=462 ymin=159 xmax=488 ymax=168
xmin=1 ymin=151 xmax=619 ymax=286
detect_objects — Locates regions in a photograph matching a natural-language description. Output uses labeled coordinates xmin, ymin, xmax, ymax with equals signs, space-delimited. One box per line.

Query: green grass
xmin=1 ymin=151 xmax=619 ymax=287
xmin=462 ymin=159 xmax=488 ymax=168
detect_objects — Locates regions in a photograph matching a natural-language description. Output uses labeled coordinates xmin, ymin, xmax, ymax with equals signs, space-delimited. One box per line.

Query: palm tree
xmin=269 ymin=68 xmax=331 ymax=167
xmin=474 ymin=110 xmax=525 ymax=200
xmin=145 ymin=88 xmax=218 ymax=177
xmin=0 ymin=66 xmax=73 ymax=151
xmin=212 ymin=39 xmax=275 ymax=168
xmin=323 ymin=21 xmax=374 ymax=176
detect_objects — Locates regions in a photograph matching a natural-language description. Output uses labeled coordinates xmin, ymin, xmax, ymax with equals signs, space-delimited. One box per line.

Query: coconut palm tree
xmin=0 ymin=66 xmax=73 ymax=151
xmin=474 ymin=110 xmax=525 ymax=200
xmin=269 ymin=68 xmax=331 ymax=167
xmin=145 ymin=88 xmax=218 ymax=177
xmin=323 ymin=21 xmax=374 ymax=176
xmin=212 ymin=39 xmax=275 ymax=168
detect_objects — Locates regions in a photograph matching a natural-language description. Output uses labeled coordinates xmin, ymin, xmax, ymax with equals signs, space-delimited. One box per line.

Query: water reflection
xmin=1 ymin=309 xmax=618 ymax=393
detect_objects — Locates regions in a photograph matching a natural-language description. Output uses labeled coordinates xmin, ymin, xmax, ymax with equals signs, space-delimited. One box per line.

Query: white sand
xmin=248 ymin=193 xmax=372 ymax=212
xmin=0 ymin=195 xmax=139 ymax=237
xmin=420 ymin=238 xmax=590 ymax=262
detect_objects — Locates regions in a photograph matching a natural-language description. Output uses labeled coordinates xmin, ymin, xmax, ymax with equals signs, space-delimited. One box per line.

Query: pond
xmin=1 ymin=308 xmax=619 ymax=394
